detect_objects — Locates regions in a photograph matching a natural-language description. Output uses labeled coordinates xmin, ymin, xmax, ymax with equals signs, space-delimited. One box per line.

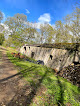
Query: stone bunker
xmin=20 ymin=44 xmax=80 ymax=71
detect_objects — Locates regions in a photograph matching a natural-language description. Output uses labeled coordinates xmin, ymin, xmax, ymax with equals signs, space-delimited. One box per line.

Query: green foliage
xmin=40 ymin=24 xmax=56 ymax=44
xmin=4 ymin=13 xmax=39 ymax=46
xmin=54 ymin=7 xmax=80 ymax=43
xmin=4 ymin=13 xmax=27 ymax=47
xmin=4 ymin=7 xmax=80 ymax=45
xmin=63 ymin=7 xmax=80 ymax=43
xmin=0 ymin=33 xmax=5 ymax=45
xmin=0 ymin=24 xmax=4 ymax=32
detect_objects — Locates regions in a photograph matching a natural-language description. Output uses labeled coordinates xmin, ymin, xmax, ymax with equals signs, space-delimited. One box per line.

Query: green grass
xmin=7 ymin=49 xmax=80 ymax=106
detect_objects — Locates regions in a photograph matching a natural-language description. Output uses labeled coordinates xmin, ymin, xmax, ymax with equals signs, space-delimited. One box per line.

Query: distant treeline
xmin=0 ymin=6 xmax=80 ymax=47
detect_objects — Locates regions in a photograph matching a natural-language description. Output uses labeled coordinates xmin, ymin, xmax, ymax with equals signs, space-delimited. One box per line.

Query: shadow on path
xmin=0 ymin=65 xmax=39 ymax=83
xmin=56 ymin=76 xmax=64 ymax=106
xmin=0 ymin=72 xmax=21 ymax=82
xmin=7 ymin=67 xmax=48 ymax=106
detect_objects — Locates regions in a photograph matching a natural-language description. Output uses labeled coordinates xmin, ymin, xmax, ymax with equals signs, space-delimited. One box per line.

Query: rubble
xmin=58 ymin=63 xmax=80 ymax=87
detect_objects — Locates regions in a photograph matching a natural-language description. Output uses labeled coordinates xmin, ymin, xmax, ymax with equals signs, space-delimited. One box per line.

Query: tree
xmin=4 ymin=13 xmax=27 ymax=47
xmin=0 ymin=33 xmax=5 ymax=45
xmin=63 ymin=7 xmax=80 ymax=43
xmin=71 ymin=7 xmax=80 ymax=43
xmin=0 ymin=24 xmax=4 ymax=32
xmin=39 ymin=24 xmax=46 ymax=44
xmin=23 ymin=26 xmax=36 ymax=43
xmin=39 ymin=23 xmax=55 ymax=44
xmin=44 ymin=24 xmax=56 ymax=43
xmin=0 ymin=11 xmax=3 ymax=23
xmin=5 ymin=13 xmax=27 ymax=35
xmin=55 ymin=21 xmax=65 ymax=43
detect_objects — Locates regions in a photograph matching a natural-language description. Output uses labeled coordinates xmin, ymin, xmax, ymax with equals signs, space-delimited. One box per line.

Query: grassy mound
xmin=7 ymin=48 xmax=80 ymax=106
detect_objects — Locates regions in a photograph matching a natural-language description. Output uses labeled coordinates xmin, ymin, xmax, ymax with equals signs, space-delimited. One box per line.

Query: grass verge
xmin=7 ymin=48 xmax=80 ymax=106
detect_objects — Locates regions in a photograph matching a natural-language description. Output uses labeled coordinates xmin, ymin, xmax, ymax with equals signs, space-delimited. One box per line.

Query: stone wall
xmin=20 ymin=45 xmax=80 ymax=71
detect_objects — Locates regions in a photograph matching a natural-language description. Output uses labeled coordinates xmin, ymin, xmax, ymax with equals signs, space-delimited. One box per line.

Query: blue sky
xmin=0 ymin=0 xmax=79 ymax=25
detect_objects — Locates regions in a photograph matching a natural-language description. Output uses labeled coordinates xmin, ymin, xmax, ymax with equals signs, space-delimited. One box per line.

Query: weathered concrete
xmin=20 ymin=45 xmax=80 ymax=71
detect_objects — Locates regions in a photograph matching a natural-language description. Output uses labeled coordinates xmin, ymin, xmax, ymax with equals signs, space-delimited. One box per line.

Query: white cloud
xmin=24 ymin=13 xmax=52 ymax=29
xmin=38 ymin=13 xmax=51 ymax=23
xmin=26 ymin=9 xmax=30 ymax=14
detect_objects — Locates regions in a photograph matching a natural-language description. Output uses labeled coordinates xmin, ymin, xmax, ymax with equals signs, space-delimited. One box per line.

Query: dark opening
xmin=29 ymin=47 xmax=30 ymax=49
xmin=31 ymin=52 xmax=35 ymax=58
xmin=73 ymin=61 xmax=80 ymax=65
xmin=50 ymin=55 xmax=53 ymax=60
xmin=60 ymin=59 xmax=61 ymax=61
xmin=24 ymin=47 xmax=26 ymax=51
xmin=37 ymin=60 xmax=44 ymax=65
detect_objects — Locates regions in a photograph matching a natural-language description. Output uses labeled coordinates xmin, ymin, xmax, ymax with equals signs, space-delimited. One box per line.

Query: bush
xmin=0 ymin=33 xmax=5 ymax=45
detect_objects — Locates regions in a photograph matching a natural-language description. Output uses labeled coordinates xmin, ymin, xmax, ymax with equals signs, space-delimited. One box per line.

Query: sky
xmin=0 ymin=0 xmax=80 ymax=27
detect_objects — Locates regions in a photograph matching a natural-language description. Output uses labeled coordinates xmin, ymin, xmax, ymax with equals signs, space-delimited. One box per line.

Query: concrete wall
xmin=20 ymin=45 xmax=80 ymax=71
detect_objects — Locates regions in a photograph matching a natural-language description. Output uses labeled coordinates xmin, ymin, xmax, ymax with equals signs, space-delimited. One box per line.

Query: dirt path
xmin=0 ymin=46 xmax=32 ymax=106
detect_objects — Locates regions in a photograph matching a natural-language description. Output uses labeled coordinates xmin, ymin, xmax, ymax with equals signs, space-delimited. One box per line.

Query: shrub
xmin=0 ymin=33 xmax=5 ymax=45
